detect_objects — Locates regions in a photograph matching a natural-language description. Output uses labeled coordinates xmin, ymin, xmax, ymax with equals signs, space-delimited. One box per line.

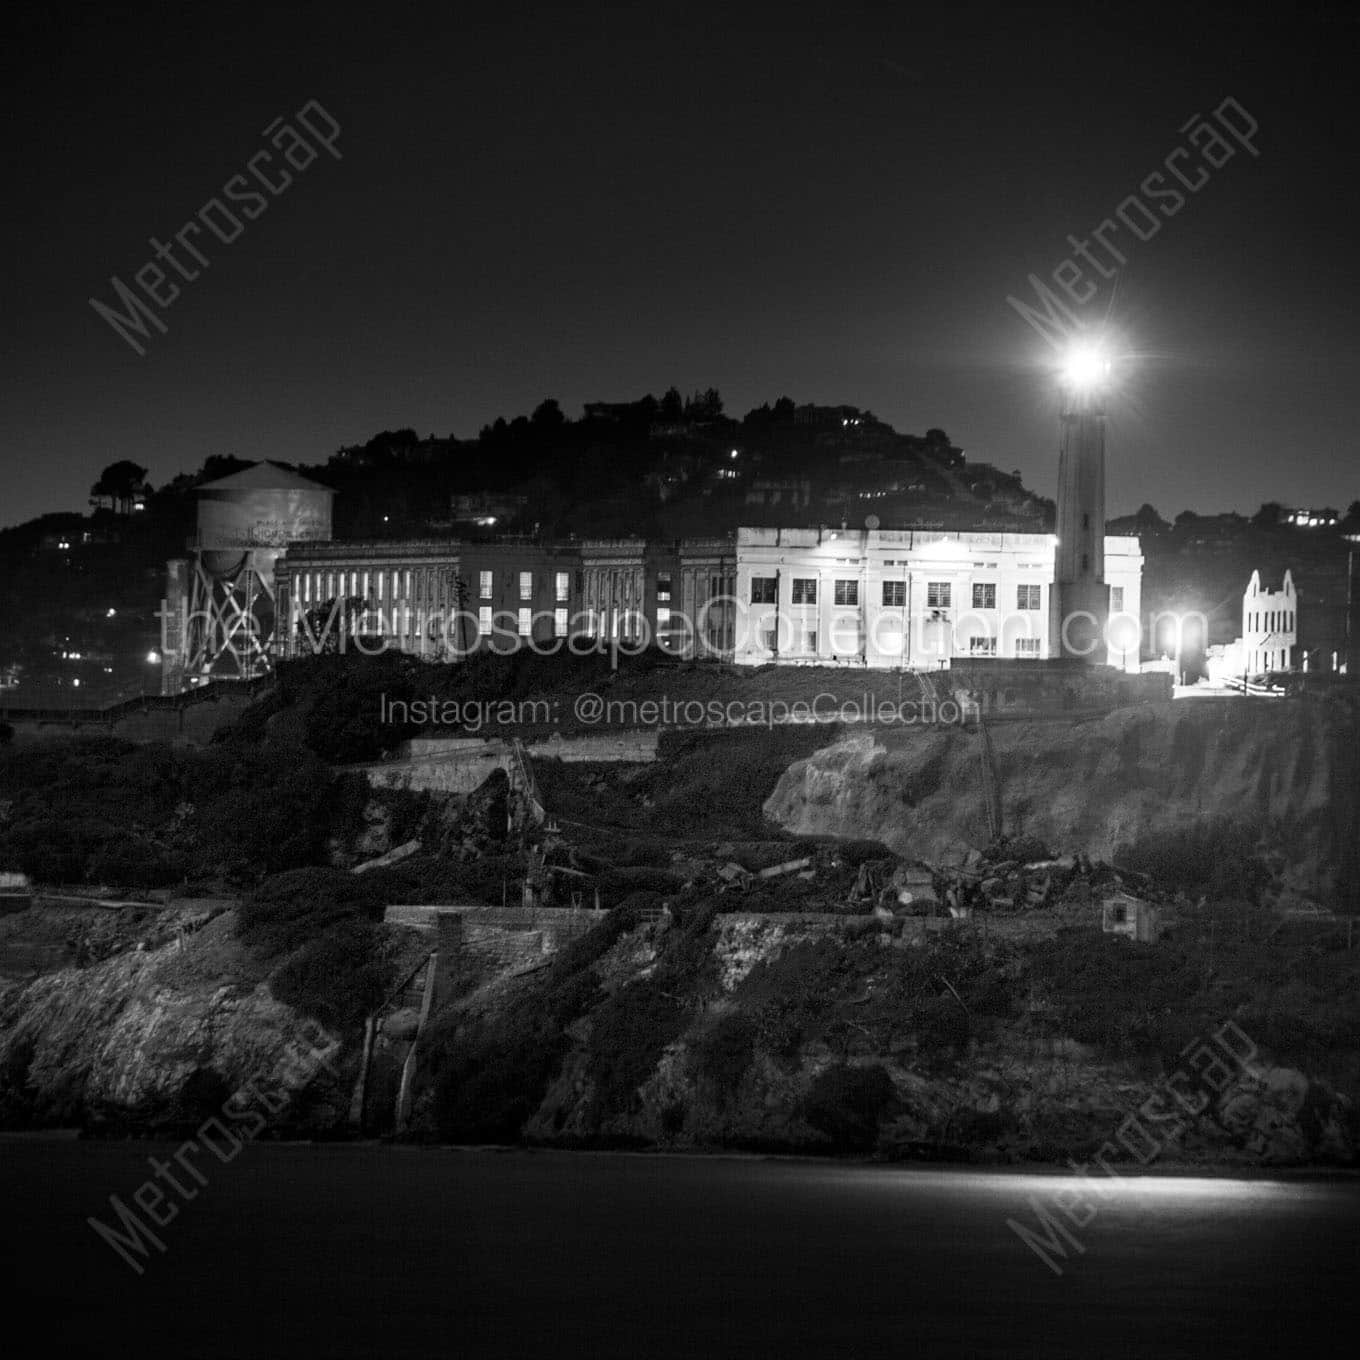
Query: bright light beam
xmin=1060 ymin=342 xmax=1111 ymax=392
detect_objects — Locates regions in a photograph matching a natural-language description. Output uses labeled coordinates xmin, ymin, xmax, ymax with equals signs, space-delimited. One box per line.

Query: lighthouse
xmin=1052 ymin=344 xmax=1110 ymax=663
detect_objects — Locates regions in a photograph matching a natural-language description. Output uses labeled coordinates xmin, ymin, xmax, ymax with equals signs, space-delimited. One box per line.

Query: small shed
xmin=1102 ymin=891 xmax=1161 ymax=943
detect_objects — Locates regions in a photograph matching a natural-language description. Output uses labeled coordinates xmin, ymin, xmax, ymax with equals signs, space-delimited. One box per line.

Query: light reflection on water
xmin=3 ymin=1141 xmax=1358 ymax=1359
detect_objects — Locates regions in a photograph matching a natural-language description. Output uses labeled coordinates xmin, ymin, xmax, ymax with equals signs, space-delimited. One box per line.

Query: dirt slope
xmin=763 ymin=699 xmax=1359 ymax=903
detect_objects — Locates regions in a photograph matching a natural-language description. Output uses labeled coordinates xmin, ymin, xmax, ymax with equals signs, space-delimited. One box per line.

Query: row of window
xmin=754 ymin=630 xmax=1047 ymax=658
xmin=1248 ymin=608 xmax=1294 ymax=635
xmin=298 ymin=568 xmax=423 ymax=604
xmin=749 ymin=578 xmax=1049 ymax=610
xmin=479 ymin=570 xmax=573 ymax=603
xmin=475 ymin=606 xmax=572 ymax=638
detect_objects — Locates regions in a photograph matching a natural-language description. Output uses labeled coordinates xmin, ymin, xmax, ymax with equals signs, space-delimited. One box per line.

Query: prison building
xmin=275 ymin=535 xmax=736 ymax=661
xmin=731 ymin=526 xmax=1143 ymax=670
xmin=275 ymin=540 xmax=457 ymax=657
xmin=462 ymin=540 xmax=582 ymax=651
xmin=579 ymin=538 xmax=737 ymax=655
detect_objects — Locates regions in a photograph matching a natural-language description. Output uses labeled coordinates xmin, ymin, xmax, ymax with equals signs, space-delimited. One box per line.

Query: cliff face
xmin=763 ymin=700 xmax=1359 ymax=903
xmin=0 ymin=912 xmax=347 ymax=1131
xmin=417 ymin=911 xmax=1358 ymax=1166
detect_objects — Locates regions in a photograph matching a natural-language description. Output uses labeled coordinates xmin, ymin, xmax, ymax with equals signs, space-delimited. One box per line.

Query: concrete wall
xmin=526 ymin=731 xmax=658 ymax=762
xmin=946 ymin=661 xmax=1172 ymax=719
xmin=384 ymin=903 xmax=610 ymax=986
xmin=361 ymin=731 xmax=658 ymax=794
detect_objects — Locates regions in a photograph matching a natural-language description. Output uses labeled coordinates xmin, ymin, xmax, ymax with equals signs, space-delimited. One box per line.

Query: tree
xmin=198 ymin=454 xmax=252 ymax=484
xmin=1252 ymin=502 xmax=1284 ymax=529
xmin=1132 ymin=503 xmax=1171 ymax=534
xmin=531 ymin=399 xmax=565 ymax=433
xmin=89 ymin=460 xmax=149 ymax=514
xmin=772 ymin=396 xmax=796 ymax=422
xmin=684 ymin=388 xmax=723 ymax=420
xmin=660 ymin=386 xmax=684 ymax=422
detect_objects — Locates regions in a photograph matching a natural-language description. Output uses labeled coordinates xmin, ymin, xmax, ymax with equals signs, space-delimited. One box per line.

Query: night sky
xmin=5 ymin=1 xmax=1357 ymax=530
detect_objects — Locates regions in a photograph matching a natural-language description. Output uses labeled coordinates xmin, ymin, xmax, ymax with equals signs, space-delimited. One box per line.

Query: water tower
xmin=161 ymin=462 xmax=333 ymax=693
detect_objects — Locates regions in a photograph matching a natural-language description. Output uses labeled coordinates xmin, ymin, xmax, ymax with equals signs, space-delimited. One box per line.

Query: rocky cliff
xmin=415 ymin=904 xmax=1360 ymax=1166
xmin=763 ymin=699 xmax=1360 ymax=904
xmin=0 ymin=911 xmax=349 ymax=1132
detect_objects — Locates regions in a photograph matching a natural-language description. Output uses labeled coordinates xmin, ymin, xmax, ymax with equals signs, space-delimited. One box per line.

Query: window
xmin=1016 ymin=637 xmax=1042 ymax=657
xmin=1017 ymin=584 xmax=1042 ymax=611
xmin=805 ymin=630 xmax=818 ymax=654
xmin=477 ymin=606 xmax=492 ymax=637
xmin=969 ymin=637 xmax=998 ymax=656
xmin=656 ymin=607 xmax=672 ymax=632
xmin=519 ymin=571 xmax=533 ymax=602
xmin=554 ymin=607 xmax=568 ymax=638
xmin=1110 ymin=586 xmax=1125 ymax=613
xmin=791 ymin=578 xmax=817 ymax=605
xmin=479 ymin=570 xmax=493 ymax=599
xmin=882 ymin=580 xmax=906 ymax=608
xmin=761 ymin=626 xmax=777 ymax=651
xmin=972 ymin=583 xmax=996 ymax=610
xmin=656 ymin=573 xmax=672 ymax=603
xmin=927 ymin=582 xmax=951 ymax=609
xmin=834 ymin=579 xmax=858 ymax=606
xmin=517 ymin=607 xmax=532 ymax=637
xmin=555 ymin=571 xmax=570 ymax=603
xmin=751 ymin=576 xmax=777 ymax=604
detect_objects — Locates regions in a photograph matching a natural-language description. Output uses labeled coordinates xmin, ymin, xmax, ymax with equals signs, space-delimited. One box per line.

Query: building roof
xmin=197 ymin=461 xmax=334 ymax=494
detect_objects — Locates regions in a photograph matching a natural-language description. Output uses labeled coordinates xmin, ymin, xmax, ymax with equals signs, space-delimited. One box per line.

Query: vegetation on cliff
xmin=411 ymin=897 xmax=1360 ymax=1163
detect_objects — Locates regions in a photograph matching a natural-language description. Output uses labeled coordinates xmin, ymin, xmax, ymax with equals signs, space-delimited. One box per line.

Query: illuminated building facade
xmin=731 ymin=526 xmax=1143 ymax=670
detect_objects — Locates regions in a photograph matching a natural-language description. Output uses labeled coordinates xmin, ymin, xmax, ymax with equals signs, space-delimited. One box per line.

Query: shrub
xmin=268 ymin=921 xmax=392 ymax=1030
xmin=238 ymin=868 xmax=406 ymax=1031
xmin=912 ymin=994 xmax=970 ymax=1054
xmin=802 ymin=1064 xmax=896 ymax=1151
xmin=1115 ymin=817 xmax=1270 ymax=901
xmin=691 ymin=1012 xmax=757 ymax=1096
xmin=238 ymin=867 xmax=393 ymax=961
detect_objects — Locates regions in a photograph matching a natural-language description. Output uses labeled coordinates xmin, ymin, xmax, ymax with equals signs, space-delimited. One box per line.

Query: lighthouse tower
xmin=1051 ymin=349 xmax=1110 ymax=663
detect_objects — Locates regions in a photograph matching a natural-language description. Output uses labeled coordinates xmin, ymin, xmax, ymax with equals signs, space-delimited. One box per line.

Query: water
xmin=3 ymin=1138 xmax=1357 ymax=1358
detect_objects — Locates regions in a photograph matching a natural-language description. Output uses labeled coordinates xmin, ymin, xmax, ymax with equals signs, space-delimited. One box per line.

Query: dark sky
xmin=5 ymin=0 xmax=1357 ymax=529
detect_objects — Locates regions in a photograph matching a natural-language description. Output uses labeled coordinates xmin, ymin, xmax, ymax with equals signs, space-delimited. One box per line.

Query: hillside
xmin=765 ymin=697 xmax=1360 ymax=908
xmin=1 ymin=676 xmax=1357 ymax=1164
xmin=412 ymin=898 xmax=1359 ymax=1165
